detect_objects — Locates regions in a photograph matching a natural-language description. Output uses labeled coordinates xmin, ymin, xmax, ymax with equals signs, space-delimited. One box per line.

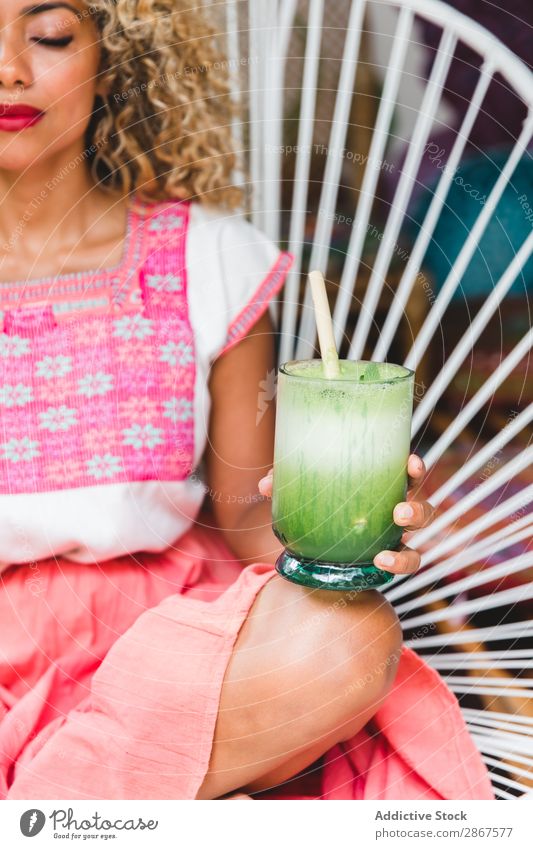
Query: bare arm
xmin=203 ymin=309 xmax=284 ymax=567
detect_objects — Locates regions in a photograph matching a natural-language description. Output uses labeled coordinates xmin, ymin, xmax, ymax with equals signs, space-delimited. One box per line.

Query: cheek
xmin=0 ymin=42 xmax=101 ymax=167
xmin=35 ymin=49 xmax=100 ymax=131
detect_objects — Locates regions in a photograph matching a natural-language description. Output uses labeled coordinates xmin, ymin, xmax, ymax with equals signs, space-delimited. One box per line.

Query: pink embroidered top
xmin=0 ymin=195 xmax=293 ymax=565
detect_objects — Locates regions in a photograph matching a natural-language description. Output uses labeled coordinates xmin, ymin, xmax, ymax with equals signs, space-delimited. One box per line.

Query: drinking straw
xmin=308 ymin=270 xmax=340 ymax=379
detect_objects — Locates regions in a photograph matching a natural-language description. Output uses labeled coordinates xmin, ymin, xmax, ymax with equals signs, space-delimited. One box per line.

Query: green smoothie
xmin=271 ymin=359 xmax=415 ymax=572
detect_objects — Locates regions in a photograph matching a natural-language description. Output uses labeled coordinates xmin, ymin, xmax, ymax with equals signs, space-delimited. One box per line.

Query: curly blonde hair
xmin=86 ymin=0 xmax=243 ymax=208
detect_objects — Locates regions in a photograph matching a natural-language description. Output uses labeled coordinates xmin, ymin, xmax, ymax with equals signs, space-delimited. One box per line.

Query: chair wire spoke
xmin=412 ymin=231 xmax=533 ymax=434
xmin=348 ymin=27 xmax=457 ymax=360
xmin=420 ymin=328 xmax=533 ymax=468
xmin=303 ymin=4 xmax=415 ymax=358
xmin=372 ymin=62 xmax=495 ymax=361
xmin=279 ymin=0 xmax=367 ymax=364
xmin=280 ymin=0 xmax=326 ymax=363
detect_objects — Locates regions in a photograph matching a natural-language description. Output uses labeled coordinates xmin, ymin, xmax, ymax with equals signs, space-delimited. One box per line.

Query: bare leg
xmin=196 ymin=575 xmax=402 ymax=799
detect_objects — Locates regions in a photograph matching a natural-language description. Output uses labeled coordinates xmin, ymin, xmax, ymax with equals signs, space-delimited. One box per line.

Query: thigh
xmin=196 ymin=575 xmax=402 ymax=799
xmin=0 ymin=549 xmax=200 ymax=694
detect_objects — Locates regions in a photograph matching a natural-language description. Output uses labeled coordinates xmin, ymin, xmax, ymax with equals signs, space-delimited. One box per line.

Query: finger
xmin=373 ymin=546 xmax=421 ymax=575
xmin=393 ymin=499 xmax=435 ymax=530
xmin=407 ymin=453 xmax=426 ymax=488
xmin=258 ymin=468 xmax=273 ymax=498
xmin=400 ymin=530 xmax=413 ymax=546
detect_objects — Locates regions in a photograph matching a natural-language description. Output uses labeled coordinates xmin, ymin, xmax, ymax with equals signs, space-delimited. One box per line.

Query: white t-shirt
xmin=0 ymin=202 xmax=292 ymax=566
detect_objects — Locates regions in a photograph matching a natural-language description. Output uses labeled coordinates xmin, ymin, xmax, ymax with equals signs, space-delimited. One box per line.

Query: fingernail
xmin=396 ymin=505 xmax=414 ymax=521
xmin=377 ymin=553 xmax=395 ymax=568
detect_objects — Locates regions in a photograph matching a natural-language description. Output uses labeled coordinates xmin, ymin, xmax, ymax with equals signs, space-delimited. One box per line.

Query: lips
xmin=0 ymin=103 xmax=43 ymax=118
xmin=0 ymin=103 xmax=45 ymax=131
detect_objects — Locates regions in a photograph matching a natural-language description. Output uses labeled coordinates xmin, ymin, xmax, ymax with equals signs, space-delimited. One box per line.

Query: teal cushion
xmin=408 ymin=145 xmax=533 ymax=300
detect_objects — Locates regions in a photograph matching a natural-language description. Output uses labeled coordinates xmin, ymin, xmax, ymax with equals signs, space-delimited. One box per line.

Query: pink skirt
xmin=0 ymin=521 xmax=494 ymax=800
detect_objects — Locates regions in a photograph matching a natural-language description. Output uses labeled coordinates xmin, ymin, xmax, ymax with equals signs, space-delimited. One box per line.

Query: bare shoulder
xmin=208 ymin=308 xmax=276 ymax=397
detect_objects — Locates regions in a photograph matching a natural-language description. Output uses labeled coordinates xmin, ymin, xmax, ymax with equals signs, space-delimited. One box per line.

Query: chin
xmin=0 ymin=147 xmax=50 ymax=172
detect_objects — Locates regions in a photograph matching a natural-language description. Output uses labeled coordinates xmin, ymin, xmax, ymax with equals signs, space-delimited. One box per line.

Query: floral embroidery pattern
xmin=148 ymin=212 xmax=183 ymax=231
xmin=162 ymin=398 xmax=193 ymax=423
xmin=113 ymin=314 xmax=154 ymax=340
xmin=158 ymin=369 xmax=194 ymax=393
xmin=145 ymin=273 xmax=183 ymax=294
xmin=122 ymin=423 xmax=164 ymax=449
xmin=86 ymin=453 xmax=123 ymax=479
xmin=0 ymin=383 xmax=33 ymax=407
xmin=0 ymin=334 xmax=30 ymax=358
xmin=35 ymin=354 xmax=72 ymax=379
xmin=38 ymin=406 xmax=78 ymax=432
xmin=159 ymin=341 xmax=194 ymax=367
xmin=78 ymin=372 xmax=114 ymax=397
xmin=119 ymin=397 xmax=159 ymax=419
xmin=117 ymin=341 xmax=152 ymax=364
xmin=0 ymin=201 xmax=196 ymax=493
xmin=35 ymin=381 xmax=71 ymax=404
xmin=46 ymin=458 xmax=86 ymax=483
xmin=82 ymin=427 xmax=119 ymax=453
xmin=1 ymin=437 xmax=40 ymax=462
xmin=72 ymin=319 xmax=109 ymax=347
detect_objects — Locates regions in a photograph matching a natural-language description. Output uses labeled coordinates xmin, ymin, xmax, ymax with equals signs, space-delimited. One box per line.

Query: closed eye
xmin=31 ymin=36 xmax=74 ymax=47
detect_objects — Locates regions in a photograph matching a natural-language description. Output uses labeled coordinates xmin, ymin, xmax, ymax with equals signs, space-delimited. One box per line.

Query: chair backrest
xmin=211 ymin=0 xmax=533 ymax=798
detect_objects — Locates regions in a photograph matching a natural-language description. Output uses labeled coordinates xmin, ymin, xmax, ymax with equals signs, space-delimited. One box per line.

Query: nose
xmin=0 ymin=36 xmax=32 ymax=90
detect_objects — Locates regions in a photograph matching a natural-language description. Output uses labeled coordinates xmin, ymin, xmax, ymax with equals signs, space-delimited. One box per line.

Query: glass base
xmin=275 ymin=549 xmax=395 ymax=592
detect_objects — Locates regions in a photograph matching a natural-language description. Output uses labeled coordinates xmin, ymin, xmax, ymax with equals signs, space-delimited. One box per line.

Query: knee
xmin=337 ymin=589 xmax=403 ymax=700
xmin=245 ymin=577 xmax=402 ymax=719
xmin=285 ymin=585 xmax=403 ymax=713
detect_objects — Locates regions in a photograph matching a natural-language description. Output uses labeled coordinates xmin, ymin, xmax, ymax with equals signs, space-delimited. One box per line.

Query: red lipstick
xmin=0 ymin=103 xmax=44 ymax=131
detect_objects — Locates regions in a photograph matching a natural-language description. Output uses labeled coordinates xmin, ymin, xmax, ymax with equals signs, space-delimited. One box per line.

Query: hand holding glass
xmin=271 ymin=358 xmax=415 ymax=591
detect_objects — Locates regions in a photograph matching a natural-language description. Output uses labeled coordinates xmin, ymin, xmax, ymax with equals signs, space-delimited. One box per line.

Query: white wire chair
xmin=210 ymin=0 xmax=533 ymax=797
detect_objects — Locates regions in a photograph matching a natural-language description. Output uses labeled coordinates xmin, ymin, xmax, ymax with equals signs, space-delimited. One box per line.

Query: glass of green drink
xmin=271 ymin=358 xmax=415 ymax=591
